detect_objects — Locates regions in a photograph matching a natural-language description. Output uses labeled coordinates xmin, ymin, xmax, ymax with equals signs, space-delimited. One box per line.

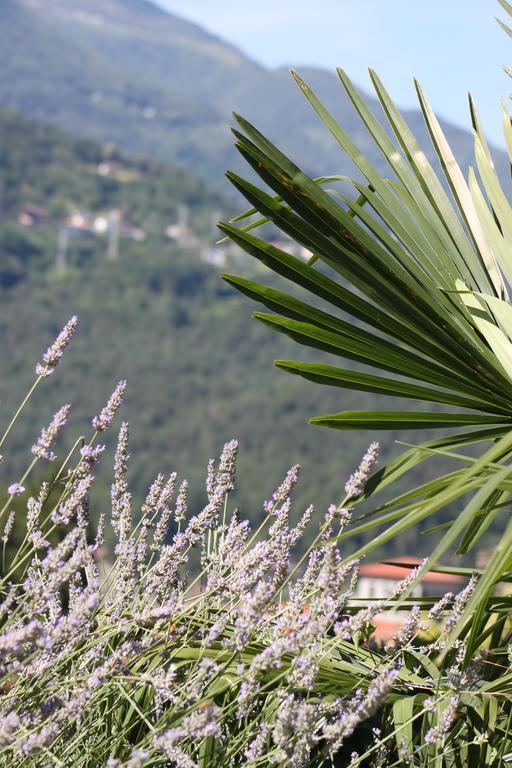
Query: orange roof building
xmin=351 ymin=557 xmax=466 ymax=641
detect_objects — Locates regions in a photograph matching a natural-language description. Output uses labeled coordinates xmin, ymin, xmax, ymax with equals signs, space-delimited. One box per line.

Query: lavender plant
xmin=0 ymin=319 xmax=510 ymax=767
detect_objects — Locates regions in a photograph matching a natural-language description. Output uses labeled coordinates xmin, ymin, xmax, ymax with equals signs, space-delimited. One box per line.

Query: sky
xmin=155 ymin=0 xmax=512 ymax=147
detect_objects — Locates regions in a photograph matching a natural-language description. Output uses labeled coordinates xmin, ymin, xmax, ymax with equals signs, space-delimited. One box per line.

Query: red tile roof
xmin=359 ymin=558 xmax=464 ymax=584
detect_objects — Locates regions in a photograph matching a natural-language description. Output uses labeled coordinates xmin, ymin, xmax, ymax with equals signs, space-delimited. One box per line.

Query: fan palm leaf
xmin=222 ymin=65 xmax=512 ymax=425
xmin=221 ymin=35 xmax=512 ymax=560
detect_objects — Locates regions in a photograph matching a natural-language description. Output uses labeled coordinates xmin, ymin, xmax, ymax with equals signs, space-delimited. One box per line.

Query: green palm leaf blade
xmin=362 ymin=425 xmax=511 ymax=499
xmin=499 ymin=0 xmax=512 ymax=17
xmin=221 ymin=228 xmax=512 ymax=410
xmin=337 ymin=430 xmax=512 ymax=561
xmin=255 ymin=312 xmax=512 ymax=406
xmin=229 ymin=135 xmax=457 ymax=328
xmin=274 ymin=360 xmax=510 ymax=414
xmin=456 ymin=281 xmax=512 ymax=382
xmin=414 ymin=81 xmax=506 ymax=298
xmin=309 ymin=411 xmax=510 ymax=430
xmin=474 ymin=131 xmax=512 ymax=245
xmin=468 ymin=166 xmax=512 ymax=286
xmin=219 ymin=223 xmax=474 ymax=367
xmin=501 ymin=97 xmax=512 ymax=164
xmin=443 ymin=511 xmax=512 ymax=656
xmin=228 ymin=122 xmax=512 ymax=392
xmin=340 ymin=68 xmax=497 ymax=294
xmin=498 ymin=0 xmax=512 ymax=37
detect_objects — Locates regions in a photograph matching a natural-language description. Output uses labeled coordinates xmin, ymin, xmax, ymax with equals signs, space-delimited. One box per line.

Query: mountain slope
xmin=0 ymin=109 xmax=462 ymax=556
xmin=1 ymin=0 xmax=505 ymax=190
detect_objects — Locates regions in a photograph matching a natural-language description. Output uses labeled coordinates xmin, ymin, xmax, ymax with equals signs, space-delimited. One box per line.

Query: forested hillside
xmin=0 ymin=109 xmax=485 ymax=557
xmin=0 ymin=0 xmax=507 ymax=192
xmin=0 ymin=111 xmax=391 ymax=545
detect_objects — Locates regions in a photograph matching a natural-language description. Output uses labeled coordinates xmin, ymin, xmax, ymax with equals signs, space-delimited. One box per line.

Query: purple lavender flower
xmin=92 ymin=379 xmax=127 ymax=431
xmin=244 ymin=723 xmax=270 ymax=762
xmin=384 ymin=605 xmax=429 ymax=652
xmin=144 ymin=665 xmax=178 ymax=715
xmin=271 ymin=693 xmax=318 ymax=767
xmin=123 ymin=750 xmax=149 ymax=768
xmin=8 ymin=483 xmax=25 ymax=497
xmin=264 ymin=465 xmax=300 ymax=515
xmin=17 ymin=724 xmax=59 ymax=756
xmin=79 ymin=444 xmax=106 ymax=472
xmin=36 ymin=316 xmax=78 ymax=377
xmin=111 ymin=422 xmax=132 ymax=540
xmin=32 ymin=404 xmax=71 ymax=461
xmin=0 ymin=586 xmax=17 ymax=623
xmin=206 ymin=458 xmax=216 ymax=498
xmin=288 ymin=648 xmax=319 ymax=690
xmin=344 ymin=442 xmax=379 ymax=499
xmin=174 ymin=479 xmax=188 ymax=525
xmin=154 ymin=704 xmax=222 ymax=747
xmin=323 ymin=504 xmax=352 ymax=540
xmin=424 ymin=696 xmax=459 ymax=744
xmin=51 ymin=475 xmax=93 ymax=526
xmin=322 ymin=665 xmax=399 ymax=751
xmin=150 ymin=473 xmax=178 ymax=552
xmin=151 ymin=744 xmax=195 ymax=768
xmin=217 ymin=438 xmax=238 ymax=492
xmin=2 ymin=510 xmax=15 ymax=543
xmin=0 ymin=619 xmax=43 ymax=660
xmin=444 ymin=574 xmax=478 ymax=632
xmin=0 ymin=712 xmax=20 ymax=747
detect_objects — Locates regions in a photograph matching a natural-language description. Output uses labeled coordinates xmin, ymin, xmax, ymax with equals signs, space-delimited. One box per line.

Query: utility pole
xmin=178 ymin=204 xmax=189 ymax=246
xmin=107 ymin=209 xmax=120 ymax=261
xmin=210 ymin=209 xmax=221 ymax=242
xmin=178 ymin=204 xmax=188 ymax=231
xmin=56 ymin=226 xmax=68 ymax=270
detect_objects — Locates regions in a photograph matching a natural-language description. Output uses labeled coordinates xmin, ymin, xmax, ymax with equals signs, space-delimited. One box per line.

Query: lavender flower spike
xmin=218 ymin=438 xmax=238 ymax=492
xmin=8 ymin=483 xmax=25 ymax=497
xmin=92 ymin=380 xmax=127 ymax=432
xmin=345 ymin=441 xmax=379 ymax=499
xmin=32 ymin=404 xmax=71 ymax=461
xmin=36 ymin=316 xmax=78 ymax=377
xmin=424 ymin=696 xmax=459 ymax=744
xmin=2 ymin=510 xmax=15 ymax=543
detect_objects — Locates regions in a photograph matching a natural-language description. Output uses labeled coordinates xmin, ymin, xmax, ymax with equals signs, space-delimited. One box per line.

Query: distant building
xmin=93 ymin=216 xmax=109 ymax=234
xmin=165 ymin=224 xmax=199 ymax=248
xmin=354 ymin=558 xmax=464 ymax=601
xmin=18 ymin=204 xmax=48 ymax=227
xmin=120 ymin=223 xmax=145 ymax=242
xmin=351 ymin=557 xmax=465 ymax=642
xmin=200 ymin=247 xmax=226 ymax=267
xmin=97 ymin=161 xmax=118 ymax=177
xmin=63 ymin=211 xmax=94 ymax=237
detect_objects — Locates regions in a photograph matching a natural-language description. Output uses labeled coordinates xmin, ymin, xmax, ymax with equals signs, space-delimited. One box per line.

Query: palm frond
xmin=222 ymin=61 xmax=512 ymax=559
xmin=222 ymin=71 xmax=512 ymax=436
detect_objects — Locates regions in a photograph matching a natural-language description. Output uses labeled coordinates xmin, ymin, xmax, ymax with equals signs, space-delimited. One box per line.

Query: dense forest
xmin=0 ymin=109 xmax=481 ymax=556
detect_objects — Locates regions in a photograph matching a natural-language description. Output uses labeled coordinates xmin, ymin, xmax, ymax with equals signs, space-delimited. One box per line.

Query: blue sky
xmin=155 ymin=0 xmax=512 ymax=147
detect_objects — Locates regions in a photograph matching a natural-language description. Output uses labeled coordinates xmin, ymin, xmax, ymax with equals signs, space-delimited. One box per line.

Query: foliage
xmin=0 ymin=322 xmax=508 ymax=768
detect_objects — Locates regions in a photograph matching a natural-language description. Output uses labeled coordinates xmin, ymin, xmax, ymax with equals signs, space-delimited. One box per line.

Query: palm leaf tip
xmin=309 ymin=411 xmax=512 ymax=431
